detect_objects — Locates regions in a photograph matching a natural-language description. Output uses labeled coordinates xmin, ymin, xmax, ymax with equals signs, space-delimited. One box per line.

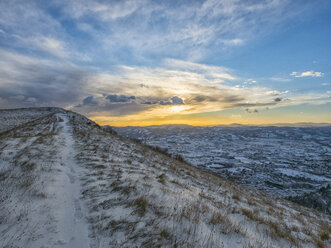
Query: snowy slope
xmin=0 ymin=108 xmax=330 ymax=248
xmin=0 ymin=107 xmax=62 ymax=134
xmin=114 ymin=125 xmax=331 ymax=213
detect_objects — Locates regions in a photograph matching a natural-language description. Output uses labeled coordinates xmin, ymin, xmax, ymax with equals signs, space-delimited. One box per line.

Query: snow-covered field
xmin=114 ymin=125 xmax=331 ymax=213
xmin=0 ymin=107 xmax=60 ymax=133
xmin=0 ymin=108 xmax=330 ymax=247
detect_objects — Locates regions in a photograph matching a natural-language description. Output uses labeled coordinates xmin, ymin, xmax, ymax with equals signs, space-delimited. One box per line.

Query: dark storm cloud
xmin=141 ymin=101 xmax=154 ymax=105
xmin=76 ymin=96 xmax=98 ymax=107
xmin=171 ymin=96 xmax=184 ymax=105
xmin=141 ymin=96 xmax=184 ymax=106
xmin=106 ymin=94 xmax=136 ymax=103
xmin=160 ymin=96 xmax=184 ymax=105
xmin=83 ymin=96 xmax=98 ymax=105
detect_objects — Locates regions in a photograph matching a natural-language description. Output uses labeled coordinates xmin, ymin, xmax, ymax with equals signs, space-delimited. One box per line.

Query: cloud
xmin=0 ymin=49 xmax=88 ymax=108
xmin=290 ymin=71 xmax=323 ymax=78
xmin=34 ymin=36 xmax=68 ymax=58
xmin=245 ymin=108 xmax=258 ymax=113
xmin=97 ymin=102 xmax=148 ymax=117
xmin=163 ymin=59 xmax=236 ymax=81
xmin=171 ymin=96 xmax=184 ymax=105
xmin=36 ymin=0 xmax=311 ymax=63
xmin=10 ymin=35 xmax=70 ymax=58
xmin=141 ymin=96 xmax=184 ymax=106
xmin=106 ymin=94 xmax=136 ymax=103
xmin=88 ymin=62 xmax=244 ymax=109
xmin=159 ymin=96 xmax=184 ymax=105
xmin=218 ymin=38 xmax=244 ymax=46
xmin=269 ymin=77 xmax=292 ymax=82
xmin=243 ymin=79 xmax=257 ymax=85
xmin=73 ymin=94 xmax=148 ymax=117
xmin=58 ymin=0 xmax=141 ymax=20
xmin=0 ymin=1 xmax=61 ymax=35
xmin=0 ymin=0 xmax=319 ymax=66
xmin=266 ymin=90 xmax=289 ymax=96
xmin=85 ymin=61 xmax=295 ymax=116
xmin=81 ymin=59 xmax=331 ymax=118
xmin=0 ymin=1 xmax=64 ymax=52
xmin=0 ymin=0 xmax=329 ymax=124
xmin=0 ymin=48 xmax=329 ymax=119
xmin=76 ymin=96 xmax=98 ymax=107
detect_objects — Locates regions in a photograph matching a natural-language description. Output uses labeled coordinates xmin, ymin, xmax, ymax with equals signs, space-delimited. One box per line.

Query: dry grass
xmin=312 ymin=236 xmax=326 ymax=248
xmin=0 ymin=170 xmax=9 ymax=181
xmin=160 ymin=228 xmax=172 ymax=239
xmin=209 ymin=212 xmax=225 ymax=225
xmin=199 ymin=191 xmax=215 ymax=202
xmin=247 ymin=198 xmax=257 ymax=206
xmin=232 ymin=193 xmax=240 ymax=201
xmin=18 ymin=175 xmax=35 ymax=188
xmin=242 ymin=208 xmax=255 ymax=220
xmin=261 ymin=219 xmax=300 ymax=246
xmin=93 ymin=164 xmax=107 ymax=169
xmin=157 ymin=173 xmax=167 ymax=184
xmin=20 ymin=161 xmax=37 ymax=172
xmin=219 ymin=216 xmax=233 ymax=235
xmin=121 ymin=184 xmax=136 ymax=195
xmin=133 ymin=195 xmax=149 ymax=217
xmin=319 ymin=230 xmax=329 ymax=241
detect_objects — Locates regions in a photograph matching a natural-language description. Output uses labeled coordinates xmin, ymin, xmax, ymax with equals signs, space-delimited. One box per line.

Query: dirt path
xmin=51 ymin=113 xmax=90 ymax=247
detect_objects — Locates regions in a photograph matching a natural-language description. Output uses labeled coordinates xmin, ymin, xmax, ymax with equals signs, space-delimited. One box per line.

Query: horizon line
xmin=107 ymin=122 xmax=331 ymax=128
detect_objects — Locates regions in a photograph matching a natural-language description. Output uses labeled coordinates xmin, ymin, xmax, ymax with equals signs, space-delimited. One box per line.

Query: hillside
xmin=0 ymin=108 xmax=330 ymax=248
xmin=114 ymin=125 xmax=331 ymax=214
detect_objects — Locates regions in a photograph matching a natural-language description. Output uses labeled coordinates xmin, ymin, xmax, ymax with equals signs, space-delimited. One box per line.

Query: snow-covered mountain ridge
xmin=0 ymin=108 xmax=330 ymax=248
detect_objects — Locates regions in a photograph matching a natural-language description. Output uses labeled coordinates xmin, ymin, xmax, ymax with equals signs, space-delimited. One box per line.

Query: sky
xmin=0 ymin=0 xmax=330 ymax=126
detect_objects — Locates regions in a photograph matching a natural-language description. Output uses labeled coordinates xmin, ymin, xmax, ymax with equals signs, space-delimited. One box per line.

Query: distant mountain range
xmin=115 ymin=122 xmax=331 ymax=128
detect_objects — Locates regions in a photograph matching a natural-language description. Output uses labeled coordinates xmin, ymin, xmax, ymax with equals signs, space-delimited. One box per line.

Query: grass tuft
xmin=134 ymin=195 xmax=148 ymax=217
